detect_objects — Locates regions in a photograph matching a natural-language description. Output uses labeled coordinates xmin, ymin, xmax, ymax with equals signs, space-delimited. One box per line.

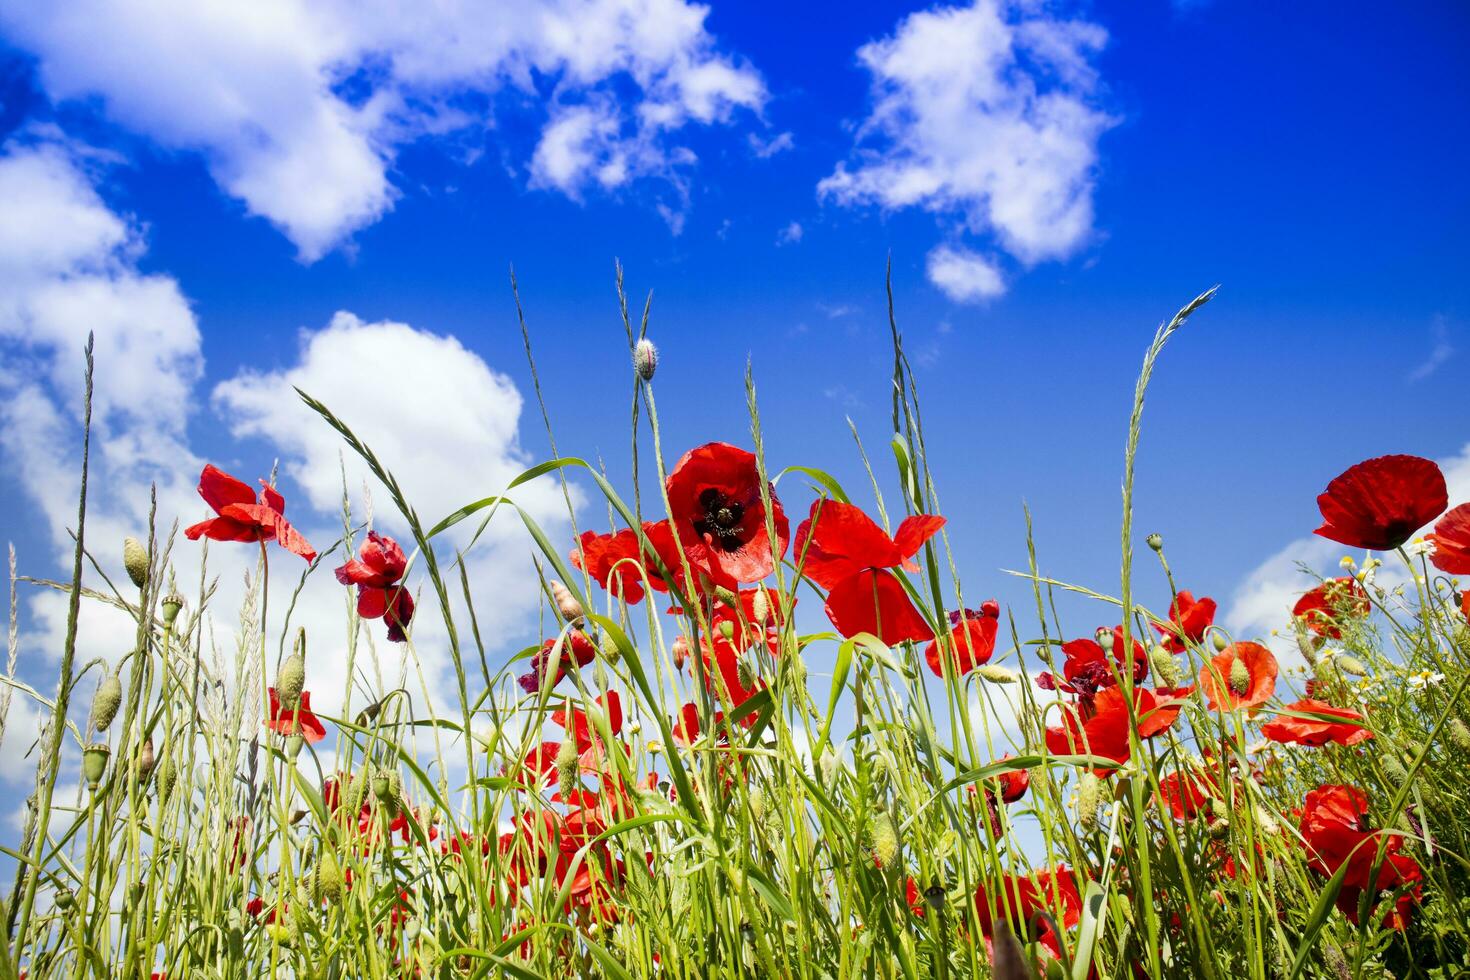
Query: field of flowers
xmin=4 ymin=286 xmax=1470 ymax=979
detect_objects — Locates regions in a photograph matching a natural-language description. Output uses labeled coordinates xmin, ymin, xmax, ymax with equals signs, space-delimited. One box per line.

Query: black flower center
xmin=696 ymin=487 xmax=748 ymax=552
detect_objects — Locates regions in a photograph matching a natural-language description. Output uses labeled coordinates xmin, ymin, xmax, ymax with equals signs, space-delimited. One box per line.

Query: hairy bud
xmin=869 ymin=811 xmax=899 ymax=868
xmin=315 ymin=848 xmax=344 ymax=906
xmin=137 ymin=738 xmax=156 ymax=779
xmin=91 ymin=672 xmax=123 ymax=733
xmin=1229 ymin=656 xmax=1251 ymax=697
xmin=1445 ymin=717 xmax=1470 ymax=753
xmin=1335 ymin=655 xmax=1367 ymax=677
xmin=1148 ymin=646 xmax=1180 ymax=688
xmin=633 ymin=338 xmax=659 ymax=381
xmin=123 ymin=536 xmax=149 ymax=588
xmin=556 ymin=738 xmax=580 ymax=802
xmin=1076 ymin=773 xmax=1101 ymax=830
xmin=276 ymin=653 xmax=306 ymax=712
xmin=751 ymin=588 xmax=771 ymax=626
xmin=977 ymin=664 xmax=1017 ymax=684
xmin=157 ymin=754 xmax=178 ymax=801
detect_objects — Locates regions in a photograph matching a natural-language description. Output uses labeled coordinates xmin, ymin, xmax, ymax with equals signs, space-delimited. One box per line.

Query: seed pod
xmin=736 ymin=656 xmax=756 ymax=691
xmin=977 ymin=664 xmax=1017 ymax=684
xmin=1148 ymin=646 xmax=1180 ymax=687
xmin=550 ymin=580 xmax=584 ymax=622
xmin=1229 ymin=656 xmax=1251 ymax=696
xmin=1076 ymin=773 xmax=1101 ymax=830
xmin=286 ymin=734 xmax=305 ymax=761
xmin=1336 ymin=655 xmax=1367 ymax=677
xmin=869 ymin=811 xmax=899 ymax=867
xmin=1445 ymin=717 xmax=1470 ymax=753
xmin=161 ymin=591 xmax=184 ymax=628
xmin=83 ymin=743 xmax=110 ymax=791
xmin=276 ymin=652 xmax=305 ymax=711
xmin=556 ymin=738 xmax=580 ymax=802
xmin=633 ymin=338 xmax=658 ymax=381
xmin=1094 ymin=628 xmax=1115 ymax=652
xmin=122 ymin=536 xmax=149 ymax=588
xmin=137 ymin=738 xmax=156 ymax=779
xmin=91 ymin=672 xmax=123 ymax=733
xmin=1146 ymin=533 xmax=1164 ymax=552
xmin=315 ymin=848 xmax=344 ymax=905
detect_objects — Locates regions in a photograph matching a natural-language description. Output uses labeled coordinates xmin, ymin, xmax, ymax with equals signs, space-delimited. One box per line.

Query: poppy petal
xmin=823 ymin=569 xmax=934 ymax=645
xmin=197 ymin=465 xmax=256 ymax=513
xmin=1430 ymin=502 xmax=1470 ymax=574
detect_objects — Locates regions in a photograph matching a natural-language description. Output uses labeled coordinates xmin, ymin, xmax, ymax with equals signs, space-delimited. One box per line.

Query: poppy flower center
xmin=696 ymin=487 xmax=748 ymax=552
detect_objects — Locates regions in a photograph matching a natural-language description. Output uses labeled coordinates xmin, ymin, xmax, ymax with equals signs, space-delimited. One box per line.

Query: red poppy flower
xmin=1198 ymin=641 xmax=1277 ymax=711
xmin=985 ymin=758 xmax=1031 ymax=804
xmin=1292 ymin=578 xmax=1370 ymax=639
xmin=924 ymin=601 xmax=1000 ymax=677
xmin=571 ymin=527 xmax=651 ymax=604
xmin=973 ymin=867 xmax=1082 ymax=959
xmin=703 ymin=587 xmax=790 ymax=660
xmin=1038 ymin=626 xmax=1148 ymax=701
xmin=665 ymin=443 xmax=789 ymax=584
xmin=335 ymin=531 xmax=414 ymax=642
xmin=1157 ymin=769 xmax=1216 ymax=820
xmin=1261 ymin=698 xmax=1372 ymax=747
xmin=267 ymin=688 xmax=327 ymax=743
xmin=1313 ymin=454 xmax=1447 ymax=550
xmin=700 ymin=638 xmax=764 ymax=726
xmin=184 ymin=465 xmax=316 ymax=561
xmin=824 ymin=569 xmax=935 ymax=645
xmin=1153 ymin=591 xmax=1216 ymax=653
xmin=552 ymin=691 xmax=624 ymax=753
xmin=1430 ymin=502 xmax=1470 ymax=574
xmin=516 ymin=631 xmax=598 ymax=695
xmin=904 ymin=877 xmax=928 ymax=918
xmin=1045 ymin=685 xmax=1183 ymax=774
xmin=1299 ymin=784 xmax=1421 ymax=896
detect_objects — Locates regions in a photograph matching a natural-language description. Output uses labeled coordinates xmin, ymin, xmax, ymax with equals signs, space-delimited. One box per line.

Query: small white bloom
xmin=1405 ymin=537 xmax=1435 ymax=558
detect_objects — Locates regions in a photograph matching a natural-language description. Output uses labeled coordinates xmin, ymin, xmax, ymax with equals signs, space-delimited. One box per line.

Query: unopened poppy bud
xmin=122 ymin=536 xmax=149 ymax=588
xmin=1229 ymin=656 xmax=1251 ymax=696
xmin=1207 ymin=816 xmax=1230 ymax=839
xmin=161 ymin=591 xmax=184 ymax=627
xmin=736 ymin=657 xmax=756 ymax=692
xmin=91 ymin=672 xmax=123 ymax=733
xmin=83 ymin=743 xmax=110 ymax=790
xmin=157 ymin=754 xmax=178 ymax=801
xmin=1094 ymin=628 xmax=1114 ymax=652
xmin=633 ymin=338 xmax=658 ymax=381
xmin=869 ymin=812 xmax=898 ymax=867
xmin=556 ymin=738 xmax=580 ymax=801
xmin=1146 ymin=533 xmax=1164 ymax=552
xmin=1295 ymin=630 xmax=1319 ymax=667
xmin=1381 ymin=753 xmax=1407 ymax=787
xmin=747 ymin=786 xmax=765 ymax=822
xmin=549 ymin=580 xmax=583 ymax=622
xmin=1076 ymin=773 xmax=1101 ymax=829
xmin=751 ymin=588 xmax=771 ymax=626
xmin=1445 ymin=717 xmax=1470 ymax=753
xmin=597 ymin=631 xmax=619 ymax=663
xmin=315 ymin=849 xmax=344 ymax=905
xmin=977 ymin=664 xmax=1017 ymax=684
xmin=276 ymin=652 xmax=305 ymax=711
xmin=137 ymin=738 xmax=156 ymax=779
xmin=1211 ymin=632 xmax=1229 ymax=653
xmin=1148 ymin=646 xmax=1180 ymax=687
xmin=672 ymin=636 xmax=690 ymax=671
xmin=1336 ymin=655 xmax=1367 ymax=677
xmin=1253 ymin=805 xmax=1280 ymax=837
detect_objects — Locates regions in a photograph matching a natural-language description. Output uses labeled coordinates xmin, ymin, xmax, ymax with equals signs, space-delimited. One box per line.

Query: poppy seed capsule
xmin=1146 ymin=533 xmax=1163 ymax=552
xmin=276 ymin=653 xmax=305 ymax=711
xmin=83 ymin=743 xmax=110 ymax=791
xmin=1229 ymin=656 xmax=1251 ymax=696
xmin=122 ymin=536 xmax=149 ymax=588
xmin=549 ymin=580 xmax=583 ymax=622
xmin=91 ymin=673 xmax=123 ymax=733
xmin=1095 ymin=628 xmax=1115 ymax=652
xmin=633 ymin=338 xmax=658 ymax=381
xmin=718 ymin=620 xmax=736 ymax=642
xmin=161 ymin=591 xmax=184 ymax=627
xmin=977 ymin=664 xmax=1016 ymax=684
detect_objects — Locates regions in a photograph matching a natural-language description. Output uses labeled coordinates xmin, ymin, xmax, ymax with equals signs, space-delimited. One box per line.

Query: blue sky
xmin=0 ymin=1 xmax=1467 ymax=787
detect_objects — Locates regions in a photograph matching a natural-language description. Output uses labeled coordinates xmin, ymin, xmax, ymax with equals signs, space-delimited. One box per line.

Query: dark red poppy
xmin=985 ymin=758 xmax=1031 ymax=804
xmin=1299 ymin=784 xmax=1421 ymax=902
xmin=925 ymin=601 xmax=1000 ymax=677
xmin=516 ymin=631 xmax=598 ymax=695
xmin=1038 ymin=626 xmax=1148 ymax=702
xmin=1198 ymin=641 xmax=1277 ymax=711
xmin=184 ymin=465 xmax=316 ymax=561
xmin=1153 ymin=591 xmax=1216 ymax=653
xmin=665 ymin=443 xmax=789 ymax=584
xmin=1261 ymin=698 xmax=1372 ymax=747
xmin=973 ymin=867 xmax=1082 ymax=959
xmin=335 ymin=531 xmax=414 ymax=642
xmin=571 ymin=527 xmax=651 ymax=604
xmin=1313 ymin=454 xmax=1447 ymax=550
xmin=1430 ymin=502 xmax=1470 ymax=574
xmin=267 ymin=688 xmax=327 ymax=743
xmin=1292 ymin=578 xmax=1370 ymax=639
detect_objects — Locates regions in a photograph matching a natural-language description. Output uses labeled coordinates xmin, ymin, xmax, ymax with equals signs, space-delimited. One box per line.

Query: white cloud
xmin=748 ymin=131 xmax=794 ymax=158
xmin=0 ymin=0 xmax=765 ymax=260
xmin=1407 ymin=314 xmax=1455 ymax=383
xmin=820 ymin=0 xmax=1115 ymax=272
xmin=775 ymin=220 xmax=803 ymax=245
xmin=926 ymin=243 xmax=1005 ymax=301
xmin=1225 ymin=442 xmax=1470 ymax=660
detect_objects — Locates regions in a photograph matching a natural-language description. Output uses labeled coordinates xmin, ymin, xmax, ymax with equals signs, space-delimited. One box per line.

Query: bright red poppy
xmin=985 ymin=758 xmax=1031 ymax=804
xmin=700 ymin=637 xmax=764 ymax=726
xmin=267 ymin=688 xmax=327 ymax=743
xmin=1292 ymin=578 xmax=1370 ymax=639
xmin=1299 ymin=784 xmax=1421 ymax=910
xmin=1157 ymin=769 xmax=1216 ymax=820
xmin=516 ymin=631 xmax=598 ymax=696
xmin=1045 ymin=685 xmax=1185 ymax=774
xmin=1313 ymin=454 xmax=1447 ymax=550
xmin=184 ymin=465 xmax=316 ymax=561
xmin=665 ymin=443 xmax=790 ymax=584
xmin=1153 ymin=591 xmax=1216 ymax=653
xmin=924 ymin=601 xmax=1000 ymax=677
xmin=1198 ymin=641 xmax=1277 ymax=711
xmin=973 ymin=867 xmax=1082 ymax=959
xmin=335 ymin=531 xmax=414 ymax=642
xmin=552 ymin=691 xmax=624 ymax=753
xmin=1261 ymin=698 xmax=1372 ymax=747
xmin=1429 ymin=502 xmax=1470 ymax=574
xmin=1038 ymin=626 xmax=1148 ymax=701
xmin=572 ymin=527 xmax=652 ymax=604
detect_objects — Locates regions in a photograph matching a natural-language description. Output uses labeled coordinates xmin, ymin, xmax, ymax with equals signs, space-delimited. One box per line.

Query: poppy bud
xmin=137 ymin=738 xmax=156 ymax=779
xmin=1295 ymin=629 xmax=1319 ymax=666
xmin=718 ymin=620 xmax=736 ymax=642
xmin=276 ymin=652 xmax=305 ymax=712
xmin=1211 ymin=631 xmax=1229 ymax=653
xmin=1335 ymin=655 xmax=1367 ymax=677
xmin=1207 ymin=816 xmax=1230 ymax=839
xmin=556 ymin=738 xmax=580 ymax=802
xmin=1253 ymin=805 xmax=1280 ymax=837
xmin=597 ymin=631 xmax=619 ymax=664
xmin=315 ymin=848 xmax=344 ymax=905
xmin=1094 ymin=628 xmax=1114 ymax=652
xmin=1445 ymin=717 xmax=1470 ymax=753
xmin=1381 ymin=753 xmax=1407 ymax=787
xmin=1148 ymin=646 xmax=1180 ymax=687
xmin=751 ymin=588 xmax=771 ymax=626
xmin=1146 ymin=533 xmax=1164 ymax=552
xmin=161 ymin=591 xmax=184 ymax=628
xmin=672 ymin=635 xmax=690 ymax=671
xmin=633 ymin=338 xmax=658 ymax=381
xmin=549 ymin=580 xmax=583 ymax=622
xmin=91 ymin=672 xmax=123 ymax=733
xmin=122 ymin=536 xmax=149 ymax=588
xmin=819 ymin=748 xmax=840 ymax=785
xmin=83 ymin=743 xmax=110 ymax=791
xmin=736 ymin=657 xmax=756 ymax=692
xmin=157 ymin=754 xmax=178 ymax=801
xmin=977 ymin=664 xmax=1017 ymax=684
xmin=1076 ymin=773 xmax=1101 ymax=829
xmin=869 ymin=811 xmax=898 ymax=867
xmin=356 ymin=701 xmax=383 ymax=726
xmin=1228 ymin=656 xmax=1250 ymax=696
xmin=747 ymin=786 xmax=765 ymax=822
